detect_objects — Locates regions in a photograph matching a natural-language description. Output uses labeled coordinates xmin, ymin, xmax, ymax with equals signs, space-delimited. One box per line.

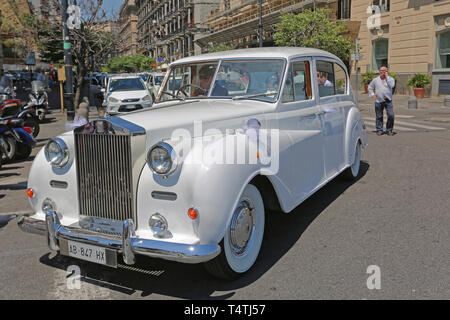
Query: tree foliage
xmin=274 ymin=9 xmax=352 ymax=63
xmin=103 ymin=54 xmax=157 ymax=73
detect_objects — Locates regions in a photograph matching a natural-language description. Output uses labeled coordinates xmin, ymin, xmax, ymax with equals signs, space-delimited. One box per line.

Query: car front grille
xmin=74 ymin=132 xmax=134 ymax=222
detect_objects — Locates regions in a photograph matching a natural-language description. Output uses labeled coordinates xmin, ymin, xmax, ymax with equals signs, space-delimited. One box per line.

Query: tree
xmin=103 ymin=54 xmax=156 ymax=73
xmin=37 ymin=0 xmax=120 ymax=107
xmin=274 ymin=9 xmax=352 ymax=64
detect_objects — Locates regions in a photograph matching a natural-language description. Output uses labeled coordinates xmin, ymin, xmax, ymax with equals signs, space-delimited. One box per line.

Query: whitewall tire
xmin=204 ymin=183 xmax=265 ymax=280
xmin=343 ymin=141 xmax=361 ymax=180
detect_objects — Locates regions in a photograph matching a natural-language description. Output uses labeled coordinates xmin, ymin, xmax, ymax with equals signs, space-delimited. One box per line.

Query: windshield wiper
xmin=232 ymin=91 xmax=278 ymax=101
xmin=160 ymin=91 xmax=186 ymax=101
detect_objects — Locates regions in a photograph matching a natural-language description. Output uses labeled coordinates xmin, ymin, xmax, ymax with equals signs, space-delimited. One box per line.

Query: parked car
xmin=146 ymin=72 xmax=166 ymax=100
xmin=102 ymin=75 xmax=153 ymax=115
xmin=18 ymin=48 xmax=367 ymax=280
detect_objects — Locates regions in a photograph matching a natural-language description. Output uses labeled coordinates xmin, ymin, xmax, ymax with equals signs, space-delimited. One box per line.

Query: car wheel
xmin=342 ymin=141 xmax=361 ymax=180
xmin=204 ymin=184 xmax=265 ymax=280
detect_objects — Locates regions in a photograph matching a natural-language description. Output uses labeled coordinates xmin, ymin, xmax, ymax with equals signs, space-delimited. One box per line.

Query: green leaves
xmin=407 ymin=73 xmax=431 ymax=88
xmin=274 ymin=9 xmax=352 ymax=63
xmin=103 ymin=54 xmax=157 ymax=73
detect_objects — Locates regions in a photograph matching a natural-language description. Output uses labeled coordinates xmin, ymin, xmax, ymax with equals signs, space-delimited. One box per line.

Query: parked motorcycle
xmin=24 ymin=80 xmax=49 ymax=122
xmin=0 ymin=97 xmax=40 ymax=138
xmin=0 ymin=117 xmax=36 ymax=164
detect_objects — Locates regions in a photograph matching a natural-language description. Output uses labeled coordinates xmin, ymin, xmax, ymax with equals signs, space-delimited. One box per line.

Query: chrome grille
xmin=75 ymin=132 xmax=134 ymax=222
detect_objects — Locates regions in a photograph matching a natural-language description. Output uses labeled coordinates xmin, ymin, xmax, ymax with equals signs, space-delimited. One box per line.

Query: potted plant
xmin=407 ymin=73 xmax=431 ymax=99
xmin=361 ymin=71 xmax=377 ymax=93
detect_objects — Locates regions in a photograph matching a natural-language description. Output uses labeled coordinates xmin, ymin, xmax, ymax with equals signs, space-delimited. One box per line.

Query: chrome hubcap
xmin=229 ymin=200 xmax=255 ymax=256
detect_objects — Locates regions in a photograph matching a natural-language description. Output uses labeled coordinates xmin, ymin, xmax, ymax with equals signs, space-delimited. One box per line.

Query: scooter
xmin=0 ymin=117 xmax=36 ymax=164
xmin=0 ymin=98 xmax=40 ymax=138
xmin=24 ymin=80 xmax=49 ymax=122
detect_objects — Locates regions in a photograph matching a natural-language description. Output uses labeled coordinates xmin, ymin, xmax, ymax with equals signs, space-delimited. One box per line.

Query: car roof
xmin=171 ymin=47 xmax=341 ymax=65
xmin=110 ymin=75 xmax=142 ymax=80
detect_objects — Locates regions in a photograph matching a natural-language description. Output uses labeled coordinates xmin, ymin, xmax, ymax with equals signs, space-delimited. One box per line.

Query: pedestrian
xmin=368 ymin=66 xmax=396 ymax=136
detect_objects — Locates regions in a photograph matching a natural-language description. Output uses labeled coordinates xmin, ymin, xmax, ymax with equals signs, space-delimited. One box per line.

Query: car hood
xmin=108 ymin=90 xmax=149 ymax=101
xmin=117 ymin=99 xmax=274 ymax=140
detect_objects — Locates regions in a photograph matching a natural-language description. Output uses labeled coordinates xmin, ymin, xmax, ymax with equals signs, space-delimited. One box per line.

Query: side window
xmin=292 ymin=61 xmax=312 ymax=101
xmin=316 ymin=60 xmax=335 ymax=97
xmin=334 ymin=63 xmax=347 ymax=95
xmin=281 ymin=65 xmax=294 ymax=103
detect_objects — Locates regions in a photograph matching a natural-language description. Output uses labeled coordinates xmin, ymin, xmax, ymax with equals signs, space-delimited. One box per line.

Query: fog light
xmin=149 ymin=213 xmax=168 ymax=237
xmin=42 ymin=198 xmax=56 ymax=213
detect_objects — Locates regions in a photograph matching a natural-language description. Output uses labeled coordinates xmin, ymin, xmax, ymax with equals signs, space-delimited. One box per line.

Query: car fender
xmin=345 ymin=106 xmax=367 ymax=166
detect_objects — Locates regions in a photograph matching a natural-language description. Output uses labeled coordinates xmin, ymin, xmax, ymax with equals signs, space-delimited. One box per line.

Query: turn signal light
xmin=26 ymin=188 xmax=34 ymax=198
xmin=23 ymin=127 xmax=32 ymax=134
xmin=188 ymin=208 xmax=199 ymax=220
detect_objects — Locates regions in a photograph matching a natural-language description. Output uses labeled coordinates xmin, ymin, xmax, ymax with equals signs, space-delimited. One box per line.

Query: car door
xmin=277 ymin=58 xmax=326 ymax=203
xmin=314 ymin=58 xmax=346 ymax=178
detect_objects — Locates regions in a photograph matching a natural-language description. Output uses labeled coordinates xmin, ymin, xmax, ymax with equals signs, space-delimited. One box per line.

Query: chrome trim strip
xmin=108 ymin=117 xmax=146 ymax=136
xmin=19 ymin=215 xmax=221 ymax=264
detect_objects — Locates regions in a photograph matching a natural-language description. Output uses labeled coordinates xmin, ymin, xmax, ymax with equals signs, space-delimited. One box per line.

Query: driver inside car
xmin=194 ymin=65 xmax=229 ymax=97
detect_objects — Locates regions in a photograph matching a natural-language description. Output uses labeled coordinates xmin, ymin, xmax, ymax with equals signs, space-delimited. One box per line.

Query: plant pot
xmin=364 ymin=84 xmax=369 ymax=93
xmin=413 ymin=88 xmax=426 ymax=99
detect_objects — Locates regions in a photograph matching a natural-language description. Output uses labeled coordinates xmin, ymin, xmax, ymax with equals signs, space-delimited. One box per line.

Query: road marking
xmin=364 ymin=117 xmax=445 ymax=131
xmin=364 ymin=121 xmax=417 ymax=132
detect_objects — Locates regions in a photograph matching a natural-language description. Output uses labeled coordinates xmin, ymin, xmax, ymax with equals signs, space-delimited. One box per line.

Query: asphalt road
xmin=0 ymin=104 xmax=449 ymax=300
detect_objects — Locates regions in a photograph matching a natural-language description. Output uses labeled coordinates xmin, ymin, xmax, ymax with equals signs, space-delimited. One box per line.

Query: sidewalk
xmin=356 ymin=92 xmax=450 ymax=124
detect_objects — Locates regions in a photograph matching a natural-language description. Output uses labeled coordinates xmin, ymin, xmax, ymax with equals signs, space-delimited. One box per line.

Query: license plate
xmin=126 ymin=105 xmax=136 ymax=110
xmin=59 ymin=240 xmax=117 ymax=268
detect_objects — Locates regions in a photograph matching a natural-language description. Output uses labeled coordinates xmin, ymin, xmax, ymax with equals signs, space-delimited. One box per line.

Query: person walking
xmin=368 ymin=66 xmax=396 ymax=136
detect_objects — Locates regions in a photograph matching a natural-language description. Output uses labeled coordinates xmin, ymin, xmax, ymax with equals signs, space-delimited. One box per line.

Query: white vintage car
xmin=18 ymin=48 xmax=367 ymax=280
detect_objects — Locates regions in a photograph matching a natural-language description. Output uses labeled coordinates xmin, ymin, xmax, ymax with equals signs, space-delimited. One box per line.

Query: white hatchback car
xmin=103 ymin=75 xmax=153 ymax=115
xmin=19 ymin=48 xmax=367 ymax=280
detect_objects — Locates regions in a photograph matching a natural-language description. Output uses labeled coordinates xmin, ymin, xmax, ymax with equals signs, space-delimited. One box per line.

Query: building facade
xmin=136 ymin=0 xmax=220 ymax=63
xmin=350 ymin=0 xmax=450 ymax=96
xmin=28 ymin=0 xmax=61 ymax=24
xmin=119 ymin=0 xmax=139 ymax=56
xmin=195 ymin=0 xmax=361 ymax=51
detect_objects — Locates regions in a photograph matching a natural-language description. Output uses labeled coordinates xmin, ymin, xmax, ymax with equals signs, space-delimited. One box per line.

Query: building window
xmin=436 ymin=30 xmax=450 ymax=69
xmin=372 ymin=0 xmax=390 ymax=13
xmin=337 ymin=0 xmax=351 ymax=20
xmin=372 ymin=39 xmax=389 ymax=70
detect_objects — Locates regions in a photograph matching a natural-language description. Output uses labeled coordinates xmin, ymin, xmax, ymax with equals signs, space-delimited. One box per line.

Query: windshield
xmin=109 ymin=78 xmax=146 ymax=92
xmin=154 ymin=76 xmax=164 ymax=85
xmin=139 ymin=74 xmax=150 ymax=82
xmin=157 ymin=59 xmax=285 ymax=102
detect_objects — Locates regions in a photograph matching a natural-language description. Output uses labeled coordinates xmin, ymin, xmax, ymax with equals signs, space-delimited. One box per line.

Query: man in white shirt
xmin=368 ymin=66 xmax=396 ymax=136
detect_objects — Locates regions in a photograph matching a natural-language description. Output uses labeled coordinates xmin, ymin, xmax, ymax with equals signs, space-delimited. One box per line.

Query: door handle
xmin=315 ymin=111 xmax=325 ymax=116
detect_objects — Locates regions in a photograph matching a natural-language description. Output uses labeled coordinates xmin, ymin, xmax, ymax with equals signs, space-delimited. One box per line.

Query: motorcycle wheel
xmin=24 ymin=116 xmax=40 ymax=138
xmin=15 ymin=143 xmax=32 ymax=160
xmin=3 ymin=135 xmax=17 ymax=161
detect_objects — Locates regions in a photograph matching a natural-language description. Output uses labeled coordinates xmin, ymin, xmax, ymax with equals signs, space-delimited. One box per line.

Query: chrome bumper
xmin=18 ymin=212 xmax=221 ymax=266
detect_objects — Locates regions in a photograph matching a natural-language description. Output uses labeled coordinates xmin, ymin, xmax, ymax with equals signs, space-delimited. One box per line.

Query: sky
xmin=102 ymin=0 xmax=124 ymax=17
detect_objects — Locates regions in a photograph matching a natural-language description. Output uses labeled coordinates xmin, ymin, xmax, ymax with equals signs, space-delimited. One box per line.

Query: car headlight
xmin=44 ymin=138 xmax=69 ymax=167
xmin=108 ymin=96 xmax=119 ymax=103
xmin=142 ymin=95 xmax=151 ymax=102
xmin=147 ymin=142 xmax=177 ymax=175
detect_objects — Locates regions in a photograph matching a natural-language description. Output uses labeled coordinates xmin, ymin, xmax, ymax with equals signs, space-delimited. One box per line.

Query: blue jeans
xmin=375 ymin=101 xmax=395 ymax=133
